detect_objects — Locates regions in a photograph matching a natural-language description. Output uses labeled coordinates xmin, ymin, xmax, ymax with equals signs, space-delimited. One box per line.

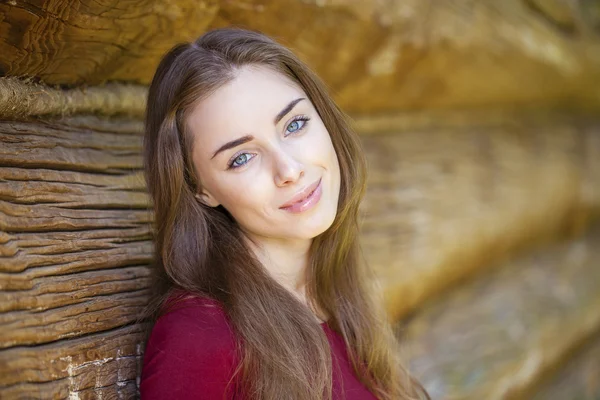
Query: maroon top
xmin=140 ymin=291 xmax=377 ymax=399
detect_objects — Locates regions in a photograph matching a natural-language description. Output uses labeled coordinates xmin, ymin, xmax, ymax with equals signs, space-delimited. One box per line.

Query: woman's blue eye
xmin=228 ymin=153 xmax=253 ymax=169
xmin=286 ymin=116 xmax=310 ymax=135
xmin=227 ymin=116 xmax=310 ymax=170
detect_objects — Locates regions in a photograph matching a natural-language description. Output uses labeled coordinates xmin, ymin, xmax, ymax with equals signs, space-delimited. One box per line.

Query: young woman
xmin=139 ymin=27 xmax=429 ymax=400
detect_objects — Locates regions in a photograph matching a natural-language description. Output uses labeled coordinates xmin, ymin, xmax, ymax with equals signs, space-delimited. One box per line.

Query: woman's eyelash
xmin=226 ymin=115 xmax=311 ymax=170
xmin=227 ymin=152 xmax=255 ymax=170
xmin=285 ymin=115 xmax=310 ymax=135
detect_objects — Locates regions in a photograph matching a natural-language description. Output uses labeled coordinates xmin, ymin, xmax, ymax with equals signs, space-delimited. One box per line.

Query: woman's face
xmin=187 ymin=65 xmax=341 ymax=242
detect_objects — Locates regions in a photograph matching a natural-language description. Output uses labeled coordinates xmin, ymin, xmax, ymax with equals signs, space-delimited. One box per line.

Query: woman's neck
xmin=243 ymin=232 xmax=311 ymax=292
xmin=242 ymin=232 xmax=329 ymax=323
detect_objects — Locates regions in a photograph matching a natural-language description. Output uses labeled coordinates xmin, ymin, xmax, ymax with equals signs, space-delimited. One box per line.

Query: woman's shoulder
xmin=148 ymin=289 xmax=237 ymax=351
xmin=140 ymin=289 xmax=240 ymax=399
xmin=158 ymin=289 xmax=231 ymax=324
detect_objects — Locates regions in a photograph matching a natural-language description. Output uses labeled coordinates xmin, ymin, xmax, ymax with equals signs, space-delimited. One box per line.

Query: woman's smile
xmin=279 ymin=177 xmax=323 ymax=213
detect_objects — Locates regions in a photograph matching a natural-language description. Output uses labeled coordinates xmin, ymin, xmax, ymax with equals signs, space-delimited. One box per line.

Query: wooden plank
xmin=1 ymin=1 xmax=600 ymax=114
xmin=0 ymin=78 xmax=148 ymax=120
xmin=0 ymin=230 xmax=152 ymax=279
xmin=0 ymin=201 xmax=151 ymax=233
xmin=0 ymin=289 xmax=150 ymax=348
xmin=0 ymin=324 xmax=146 ymax=397
xmin=400 ymin=225 xmax=600 ymax=399
xmin=0 ymin=265 xmax=151 ymax=312
xmin=0 ymin=122 xmax=142 ymax=173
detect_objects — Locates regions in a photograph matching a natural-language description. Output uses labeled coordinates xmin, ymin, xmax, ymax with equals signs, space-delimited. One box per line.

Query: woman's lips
xmin=280 ymin=178 xmax=322 ymax=213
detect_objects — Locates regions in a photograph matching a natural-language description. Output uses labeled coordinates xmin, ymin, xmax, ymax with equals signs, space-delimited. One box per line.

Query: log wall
xmin=1 ymin=0 xmax=600 ymax=113
xmin=2 ymin=0 xmax=600 ymax=398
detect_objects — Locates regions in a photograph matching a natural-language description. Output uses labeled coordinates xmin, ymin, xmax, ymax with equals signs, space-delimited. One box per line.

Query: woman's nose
xmin=273 ymin=149 xmax=305 ymax=187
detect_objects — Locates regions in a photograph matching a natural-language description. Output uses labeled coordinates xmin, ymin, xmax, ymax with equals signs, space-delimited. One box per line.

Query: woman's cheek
xmin=308 ymin=127 xmax=335 ymax=161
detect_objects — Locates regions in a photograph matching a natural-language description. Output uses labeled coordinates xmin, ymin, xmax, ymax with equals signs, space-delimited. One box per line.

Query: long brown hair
xmin=140 ymin=27 xmax=428 ymax=400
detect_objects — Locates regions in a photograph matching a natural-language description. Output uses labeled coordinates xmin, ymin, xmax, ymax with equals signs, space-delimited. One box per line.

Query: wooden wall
xmin=1 ymin=0 xmax=600 ymax=114
xmin=1 ymin=0 xmax=600 ymax=398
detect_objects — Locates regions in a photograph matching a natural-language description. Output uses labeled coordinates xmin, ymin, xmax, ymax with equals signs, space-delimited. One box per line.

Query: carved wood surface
xmin=1 ymin=0 xmax=600 ymax=113
xmin=0 ymin=77 xmax=147 ymax=120
xmin=0 ymin=324 xmax=145 ymax=398
xmin=402 ymin=224 xmax=600 ymax=399
xmin=0 ymin=115 xmax=599 ymax=397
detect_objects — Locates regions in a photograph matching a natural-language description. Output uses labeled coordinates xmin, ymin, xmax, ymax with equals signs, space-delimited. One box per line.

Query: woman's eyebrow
xmin=274 ymin=97 xmax=305 ymax=125
xmin=211 ymin=135 xmax=254 ymax=160
xmin=211 ymin=98 xmax=306 ymax=160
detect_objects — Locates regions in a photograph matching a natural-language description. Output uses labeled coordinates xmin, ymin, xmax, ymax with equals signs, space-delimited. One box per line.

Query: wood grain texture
xmin=0 ymin=77 xmax=147 ymax=120
xmin=0 ymin=117 xmax=153 ymax=353
xmin=401 ymin=224 xmax=600 ymax=400
xmin=0 ymin=0 xmax=218 ymax=84
xmin=0 ymin=324 xmax=146 ymax=398
xmin=1 ymin=1 xmax=600 ymax=113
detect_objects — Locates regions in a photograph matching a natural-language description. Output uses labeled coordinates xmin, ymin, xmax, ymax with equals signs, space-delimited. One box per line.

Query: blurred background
xmin=1 ymin=0 xmax=599 ymax=399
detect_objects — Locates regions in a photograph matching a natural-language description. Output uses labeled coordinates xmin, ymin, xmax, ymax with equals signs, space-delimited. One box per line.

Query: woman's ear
xmin=194 ymin=191 xmax=220 ymax=207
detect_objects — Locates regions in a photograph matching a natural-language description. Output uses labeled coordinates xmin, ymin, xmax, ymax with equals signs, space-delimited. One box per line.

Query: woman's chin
xmin=288 ymin=210 xmax=337 ymax=239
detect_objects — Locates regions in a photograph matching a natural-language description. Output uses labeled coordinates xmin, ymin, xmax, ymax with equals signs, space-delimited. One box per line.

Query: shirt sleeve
xmin=139 ymin=302 xmax=240 ymax=400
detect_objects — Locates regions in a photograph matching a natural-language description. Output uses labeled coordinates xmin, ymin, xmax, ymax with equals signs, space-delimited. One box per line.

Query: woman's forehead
xmin=195 ymin=66 xmax=303 ymax=116
xmin=187 ymin=66 xmax=308 ymax=149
